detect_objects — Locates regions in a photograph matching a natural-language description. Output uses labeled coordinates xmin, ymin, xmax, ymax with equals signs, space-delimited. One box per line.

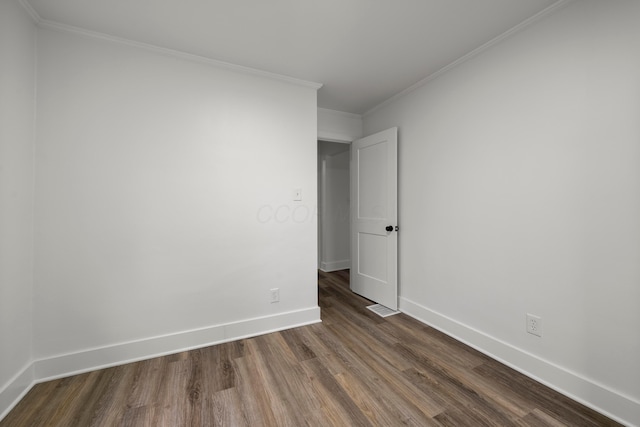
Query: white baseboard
xmin=320 ymin=259 xmax=350 ymax=272
xmin=399 ymin=297 xmax=640 ymax=427
xmin=0 ymin=363 xmax=35 ymax=421
xmin=0 ymin=306 xmax=320 ymax=421
xmin=6 ymin=300 xmax=636 ymax=426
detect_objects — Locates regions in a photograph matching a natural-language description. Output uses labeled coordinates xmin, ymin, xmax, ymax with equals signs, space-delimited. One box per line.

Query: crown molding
xmin=18 ymin=0 xmax=42 ymax=23
xmin=363 ymin=0 xmax=575 ymax=117
xmin=33 ymin=17 xmax=322 ymax=90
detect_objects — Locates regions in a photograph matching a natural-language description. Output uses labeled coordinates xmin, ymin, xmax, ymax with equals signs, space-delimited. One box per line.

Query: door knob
xmin=386 ymin=225 xmax=393 ymax=232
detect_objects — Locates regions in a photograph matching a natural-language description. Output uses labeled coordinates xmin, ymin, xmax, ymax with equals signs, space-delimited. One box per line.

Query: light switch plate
xmin=293 ymin=188 xmax=302 ymax=201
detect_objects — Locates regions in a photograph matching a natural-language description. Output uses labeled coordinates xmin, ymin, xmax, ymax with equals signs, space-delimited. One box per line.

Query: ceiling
xmin=25 ymin=0 xmax=561 ymax=114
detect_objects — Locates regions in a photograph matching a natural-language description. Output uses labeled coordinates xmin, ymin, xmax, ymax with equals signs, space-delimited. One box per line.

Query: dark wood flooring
xmin=1 ymin=270 xmax=621 ymax=426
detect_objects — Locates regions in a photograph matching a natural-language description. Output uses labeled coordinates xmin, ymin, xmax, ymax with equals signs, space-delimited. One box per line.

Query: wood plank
xmin=124 ymin=356 xmax=168 ymax=410
xmin=317 ymin=320 xmax=444 ymax=421
xmin=210 ymin=388 xmax=249 ymax=427
xmin=473 ymin=360 xmax=620 ymax=426
xmin=232 ymin=353 xmax=279 ymax=426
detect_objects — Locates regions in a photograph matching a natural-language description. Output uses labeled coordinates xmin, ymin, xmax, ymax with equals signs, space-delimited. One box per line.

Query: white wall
xmin=0 ymin=0 xmax=36 ymax=417
xmin=318 ymin=142 xmax=350 ymax=272
xmin=364 ymin=1 xmax=640 ymax=425
xmin=33 ymin=28 xmax=320 ymax=375
xmin=318 ymin=108 xmax=362 ymax=143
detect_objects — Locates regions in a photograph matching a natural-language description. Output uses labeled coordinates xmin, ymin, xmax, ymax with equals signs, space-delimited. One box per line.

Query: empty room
xmin=1 ymin=0 xmax=638 ymax=425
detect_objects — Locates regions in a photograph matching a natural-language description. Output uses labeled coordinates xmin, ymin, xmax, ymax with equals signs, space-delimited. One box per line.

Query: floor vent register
xmin=366 ymin=304 xmax=400 ymax=318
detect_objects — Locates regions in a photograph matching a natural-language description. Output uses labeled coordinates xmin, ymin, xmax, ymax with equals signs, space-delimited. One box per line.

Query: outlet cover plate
xmin=526 ymin=313 xmax=543 ymax=337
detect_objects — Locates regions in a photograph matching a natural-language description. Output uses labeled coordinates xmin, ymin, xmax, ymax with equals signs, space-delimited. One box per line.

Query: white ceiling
xmin=25 ymin=0 xmax=561 ymax=114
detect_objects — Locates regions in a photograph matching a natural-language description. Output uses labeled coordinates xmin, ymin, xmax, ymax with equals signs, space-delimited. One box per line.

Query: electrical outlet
xmin=270 ymin=288 xmax=280 ymax=303
xmin=526 ymin=313 xmax=543 ymax=337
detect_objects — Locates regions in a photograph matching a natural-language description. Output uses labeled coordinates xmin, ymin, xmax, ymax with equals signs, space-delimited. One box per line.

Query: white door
xmin=350 ymin=127 xmax=398 ymax=310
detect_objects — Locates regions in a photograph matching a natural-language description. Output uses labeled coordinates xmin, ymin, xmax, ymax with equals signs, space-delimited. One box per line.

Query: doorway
xmin=317 ymin=140 xmax=351 ymax=272
xmin=318 ymin=127 xmax=398 ymax=310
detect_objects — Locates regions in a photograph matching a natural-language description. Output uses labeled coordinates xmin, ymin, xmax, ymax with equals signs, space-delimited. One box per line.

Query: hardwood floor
xmin=1 ymin=270 xmax=621 ymax=426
